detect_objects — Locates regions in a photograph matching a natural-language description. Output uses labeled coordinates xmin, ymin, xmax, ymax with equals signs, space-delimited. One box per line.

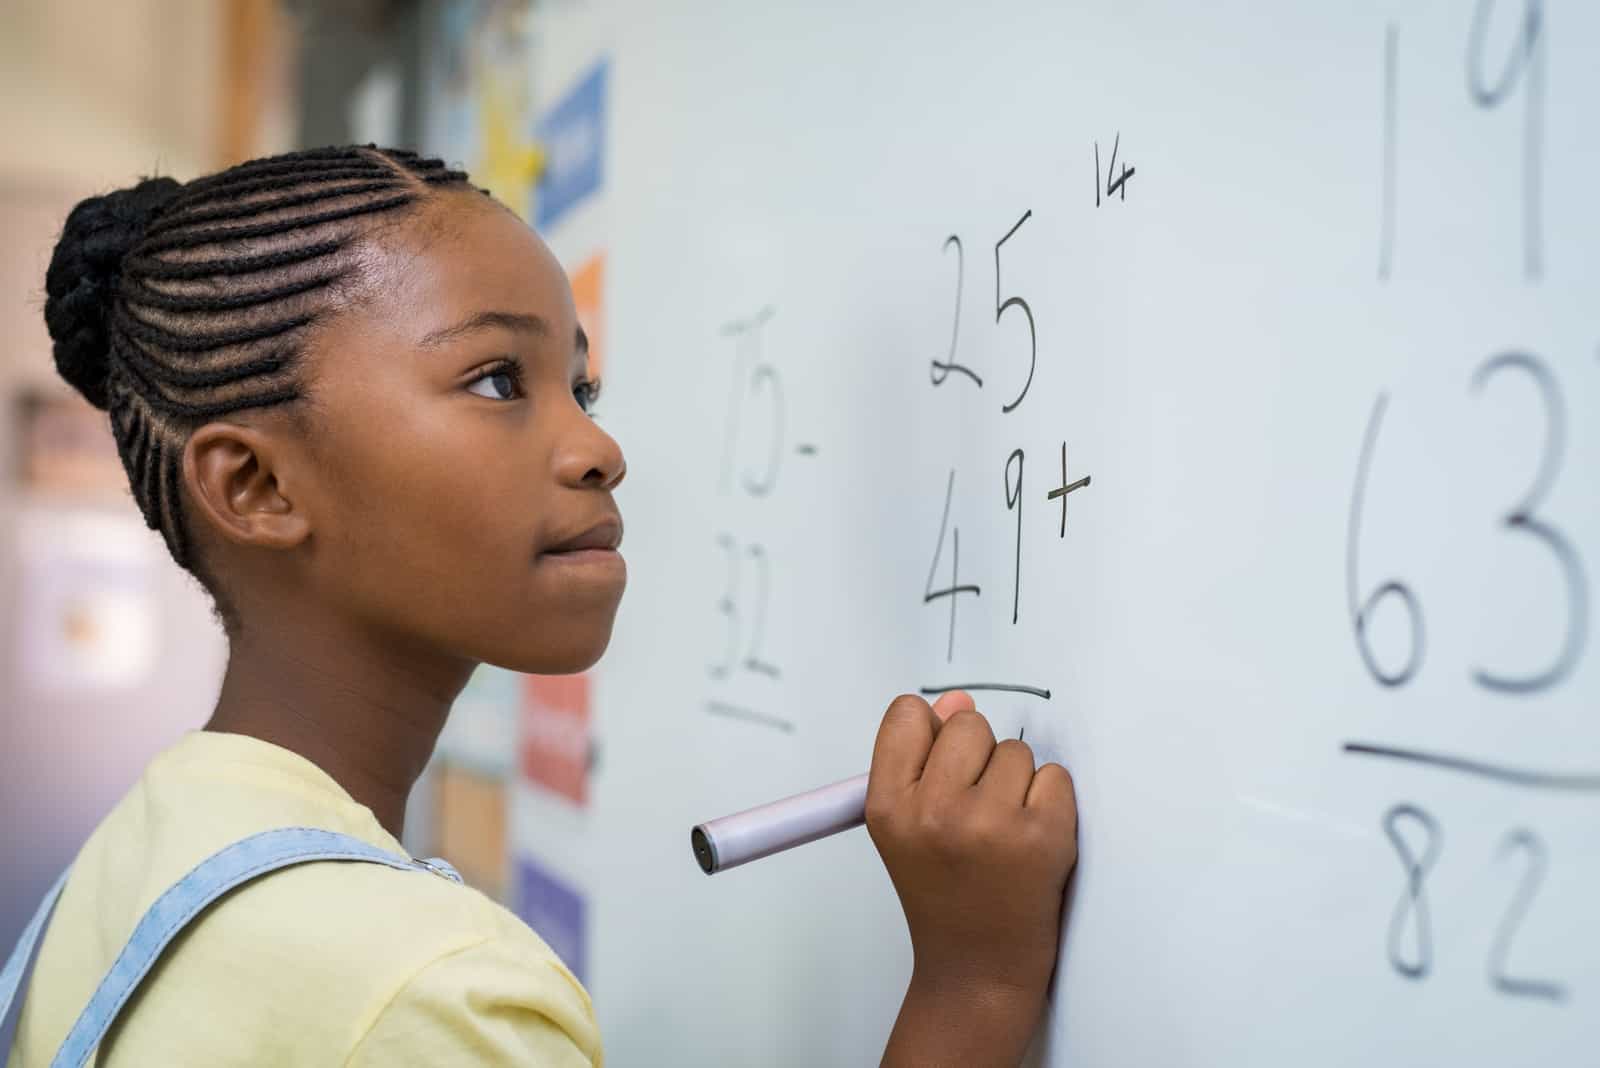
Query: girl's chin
xmin=493 ymin=632 xmax=614 ymax=676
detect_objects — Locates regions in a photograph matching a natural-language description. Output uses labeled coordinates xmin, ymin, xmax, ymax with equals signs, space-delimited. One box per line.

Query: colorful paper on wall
xmin=569 ymin=253 xmax=605 ymax=379
xmin=535 ymin=58 xmax=607 ymax=229
xmin=13 ymin=507 xmax=157 ymax=697
xmin=513 ymin=854 xmax=587 ymax=984
xmin=520 ymin=673 xmax=591 ymax=806
xmin=435 ymin=664 xmax=519 ymax=776
xmin=432 ymin=764 xmax=508 ymax=900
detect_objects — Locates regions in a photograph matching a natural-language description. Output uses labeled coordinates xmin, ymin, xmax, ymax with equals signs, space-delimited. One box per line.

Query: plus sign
xmin=1046 ymin=442 xmax=1091 ymax=537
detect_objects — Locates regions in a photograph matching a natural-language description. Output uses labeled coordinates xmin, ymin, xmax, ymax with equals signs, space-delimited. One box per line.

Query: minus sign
xmin=707 ymin=700 xmax=796 ymax=733
xmin=920 ymin=682 xmax=1052 ymax=700
xmin=795 ymin=444 xmax=818 ymax=456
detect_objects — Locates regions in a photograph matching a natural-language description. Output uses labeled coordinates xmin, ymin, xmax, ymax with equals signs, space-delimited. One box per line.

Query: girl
xmin=5 ymin=146 xmax=1077 ymax=1066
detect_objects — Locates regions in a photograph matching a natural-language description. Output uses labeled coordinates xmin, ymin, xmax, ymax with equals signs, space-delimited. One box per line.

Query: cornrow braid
xmin=43 ymin=145 xmax=484 ymax=621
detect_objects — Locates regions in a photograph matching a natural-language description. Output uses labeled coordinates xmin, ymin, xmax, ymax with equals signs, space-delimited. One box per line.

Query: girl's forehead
xmin=366 ymin=195 xmax=576 ymax=340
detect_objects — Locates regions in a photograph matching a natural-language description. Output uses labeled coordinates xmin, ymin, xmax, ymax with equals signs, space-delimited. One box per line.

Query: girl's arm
xmin=865 ymin=693 xmax=1078 ymax=1067
xmin=883 ymin=971 xmax=1042 ymax=1067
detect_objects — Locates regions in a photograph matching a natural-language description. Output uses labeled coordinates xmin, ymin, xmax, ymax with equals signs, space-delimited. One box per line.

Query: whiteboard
xmin=518 ymin=3 xmax=1600 ymax=1064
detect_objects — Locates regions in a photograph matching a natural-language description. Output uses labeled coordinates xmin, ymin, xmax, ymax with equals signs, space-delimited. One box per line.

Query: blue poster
xmin=513 ymin=854 xmax=588 ymax=983
xmin=535 ymin=58 xmax=607 ymax=229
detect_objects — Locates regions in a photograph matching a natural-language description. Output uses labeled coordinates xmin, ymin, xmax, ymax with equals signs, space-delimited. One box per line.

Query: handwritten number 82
xmin=1383 ymin=803 xmax=1566 ymax=1001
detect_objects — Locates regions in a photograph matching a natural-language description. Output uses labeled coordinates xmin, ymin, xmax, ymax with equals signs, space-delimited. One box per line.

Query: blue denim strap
xmin=0 ymin=867 xmax=72 ymax=1060
xmin=0 ymin=827 xmax=460 ymax=1068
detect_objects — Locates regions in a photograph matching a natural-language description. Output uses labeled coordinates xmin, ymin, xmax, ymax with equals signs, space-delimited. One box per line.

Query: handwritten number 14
xmin=1095 ymin=133 xmax=1135 ymax=206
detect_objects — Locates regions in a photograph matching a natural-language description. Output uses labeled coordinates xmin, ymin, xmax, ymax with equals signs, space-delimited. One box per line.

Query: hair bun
xmin=43 ymin=176 xmax=182 ymax=410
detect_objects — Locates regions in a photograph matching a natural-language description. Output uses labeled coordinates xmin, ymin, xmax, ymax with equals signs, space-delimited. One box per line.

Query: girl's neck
xmin=203 ymin=618 xmax=474 ymax=840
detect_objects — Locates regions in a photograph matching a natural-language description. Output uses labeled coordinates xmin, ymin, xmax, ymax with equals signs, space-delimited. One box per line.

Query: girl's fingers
xmin=930 ymin=689 xmax=976 ymax=724
xmin=976 ymin=738 xmax=1036 ymax=808
xmin=920 ymin=709 xmax=997 ymax=791
xmin=1024 ymin=762 xmax=1078 ymax=835
xmin=868 ymin=694 xmax=943 ymax=794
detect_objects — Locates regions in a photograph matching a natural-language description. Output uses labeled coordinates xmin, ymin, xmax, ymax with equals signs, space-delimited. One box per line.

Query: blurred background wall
xmin=0 ymin=0 xmax=537 ymax=952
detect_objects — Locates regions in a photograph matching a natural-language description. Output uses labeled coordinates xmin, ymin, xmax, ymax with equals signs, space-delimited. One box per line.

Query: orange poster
xmin=521 ymin=673 xmax=590 ymax=806
xmin=568 ymin=253 xmax=604 ymax=379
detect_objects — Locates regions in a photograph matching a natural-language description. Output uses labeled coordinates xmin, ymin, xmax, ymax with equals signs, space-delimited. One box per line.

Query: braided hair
xmin=43 ymin=145 xmax=477 ymax=627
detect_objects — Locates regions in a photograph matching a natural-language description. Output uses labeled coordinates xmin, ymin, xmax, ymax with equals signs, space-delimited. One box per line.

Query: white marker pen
xmin=691 ymin=773 xmax=868 ymax=874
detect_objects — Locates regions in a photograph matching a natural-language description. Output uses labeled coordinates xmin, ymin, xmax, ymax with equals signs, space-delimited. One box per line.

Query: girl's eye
xmin=574 ymin=377 xmax=602 ymax=413
xmin=466 ymin=361 xmax=523 ymax=400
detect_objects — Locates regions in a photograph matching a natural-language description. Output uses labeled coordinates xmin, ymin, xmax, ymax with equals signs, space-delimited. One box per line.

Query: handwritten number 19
xmin=1379 ymin=3 xmax=1544 ymax=279
xmin=1465 ymin=0 xmax=1543 ymax=279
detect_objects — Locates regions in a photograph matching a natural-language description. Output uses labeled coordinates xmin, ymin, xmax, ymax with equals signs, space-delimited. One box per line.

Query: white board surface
xmin=525 ymin=4 xmax=1600 ymax=1064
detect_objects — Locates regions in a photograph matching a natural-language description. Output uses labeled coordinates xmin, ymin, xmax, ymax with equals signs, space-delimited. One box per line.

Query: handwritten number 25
xmin=931 ymin=211 xmax=1038 ymax=413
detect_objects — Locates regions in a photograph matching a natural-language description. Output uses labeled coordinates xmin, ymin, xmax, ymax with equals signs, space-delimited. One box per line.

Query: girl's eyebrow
xmin=418 ymin=310 xmax=550 ymax=348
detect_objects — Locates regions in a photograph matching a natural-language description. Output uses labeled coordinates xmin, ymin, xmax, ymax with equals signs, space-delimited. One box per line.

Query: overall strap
xmin=0 ymin=868 xmax=72 ymax=1060
xmin=6 ymin=827 xmax=461 ymax=1068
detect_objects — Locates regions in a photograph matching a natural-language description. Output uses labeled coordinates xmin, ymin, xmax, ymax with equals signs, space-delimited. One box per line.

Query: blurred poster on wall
xmin=513 ymin=852 xmax=587 ymax=984
xmin=435 ymin=662 xmax=519 ymax=776
xmin=534 ymin=57 xmax=606 ymax=230
xmin=12 ymin=505 xmax=157 ymax=697
xmin=520 ymin=673 xmax=590 ymax=807
xmin=424 ymin=661 xmax=518 ymax=902
xmin=432 ymin=763 xmax=508 ymax=900
xmin=14 ymin=389 xmax=124 ymax=499
xmin=428 ymin=0 xmax=542 ymax=221
xmin=569 ymin=252 xmax=604 ymax=380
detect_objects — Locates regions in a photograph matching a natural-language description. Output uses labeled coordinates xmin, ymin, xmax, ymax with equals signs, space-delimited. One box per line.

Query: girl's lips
xmin=538 ymin=546 xmax=626 ymax=572
xmin=543 ymin=515 xmax=623 ymax=554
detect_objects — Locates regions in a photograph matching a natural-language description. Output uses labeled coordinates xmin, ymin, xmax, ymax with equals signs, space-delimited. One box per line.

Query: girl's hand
xmin=865 ymin=692 xmax=1078 ymax=1067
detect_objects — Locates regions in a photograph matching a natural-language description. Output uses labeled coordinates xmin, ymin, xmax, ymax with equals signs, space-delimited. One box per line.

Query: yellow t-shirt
xmin=6 ymin=731 xmax=602 ymax=1066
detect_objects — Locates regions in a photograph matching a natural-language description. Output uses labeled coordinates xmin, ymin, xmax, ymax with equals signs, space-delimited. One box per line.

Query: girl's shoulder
xmin=13 ymin=732 xmax=599 ymax=1066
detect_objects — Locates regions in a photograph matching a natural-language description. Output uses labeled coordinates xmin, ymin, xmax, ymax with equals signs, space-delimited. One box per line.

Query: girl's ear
xmin=182 ymin=423 xmax=312 ymax=551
